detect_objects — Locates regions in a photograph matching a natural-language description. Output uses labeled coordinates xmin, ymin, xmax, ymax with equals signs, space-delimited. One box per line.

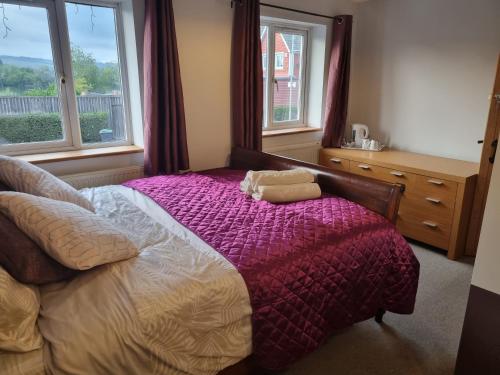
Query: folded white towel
xmin=240 ymin=178 xmax=254 ymax=195
xmin=252 ymin=183 xmax=322 ymax=203
xmin=240 ymin=169 xmax=315 ymax=195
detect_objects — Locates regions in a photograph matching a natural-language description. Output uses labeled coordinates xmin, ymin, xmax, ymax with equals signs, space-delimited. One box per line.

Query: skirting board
xmin=263 ymin=142 xmax=321 ymax=164
xmin=61 ymin=166 xmax=144 ymax=189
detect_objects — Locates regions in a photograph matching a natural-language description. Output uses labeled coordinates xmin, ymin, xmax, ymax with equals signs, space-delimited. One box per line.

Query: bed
xmin=0 ymin=147 xmax=419 ymax=375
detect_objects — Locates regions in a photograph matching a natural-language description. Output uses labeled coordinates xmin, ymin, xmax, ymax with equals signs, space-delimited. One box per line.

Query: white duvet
xmin=1 ymin=186 xmax=252 ymax=375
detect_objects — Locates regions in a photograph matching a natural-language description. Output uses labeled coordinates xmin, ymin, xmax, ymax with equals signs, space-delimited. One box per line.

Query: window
xmin=275 ymin=53 xmax=284 ymax=70
xmin=261 ymin=22 xmax=308 ymax=129
xmin=0 ymin=0 xmax=131 ymax=155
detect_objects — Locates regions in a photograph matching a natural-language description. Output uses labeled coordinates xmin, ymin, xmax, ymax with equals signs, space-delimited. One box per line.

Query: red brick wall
xmin=273 ymin=80 xmax=300 ymax=107
xmin=261 ymin=29 xmax=290 ymax=77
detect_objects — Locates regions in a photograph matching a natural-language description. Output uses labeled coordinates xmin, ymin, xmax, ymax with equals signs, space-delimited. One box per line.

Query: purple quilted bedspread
xmin=124 ymin=169 xmax=419 ymax=370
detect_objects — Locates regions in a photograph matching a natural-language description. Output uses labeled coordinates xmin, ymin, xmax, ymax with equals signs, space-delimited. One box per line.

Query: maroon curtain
xmin=143 ymin=0 xmax=189 ymax=175
xmin=231 ymin=0 xmax=263 ymax=151
xmin=322 ymin=15 xmax=353 ymax=148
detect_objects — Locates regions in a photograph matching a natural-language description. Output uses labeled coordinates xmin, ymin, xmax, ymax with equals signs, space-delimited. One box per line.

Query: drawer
xmin=349 ymin=160 xmax=387 ymax=178
xmin=399 ymin=195 xmax=454 ymax=226
xmin=397 ymin=208 xmax=451 ymax=250
xmin=319 ymin=153 xmax=350 ymax=172
xmin=413 ymin=175 xmax=458 ymax=204
xmin=373 ymin=167 xmax=416 ymax=189
xmin=402 ymin=191 xmax=455 ymax=220
xmin=348 ymin=161 xmax=415 ymax=190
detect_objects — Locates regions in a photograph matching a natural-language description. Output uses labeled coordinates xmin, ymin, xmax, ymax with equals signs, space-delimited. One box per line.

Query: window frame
xmin=0 ymin=0 xmax=74 ymax=154
xmin=0 ymin=0 xmax=133 ymax=156
xmin=261 ymin=21 xmax=309 ymax=130
xmin=274 ymin=52 xmax=285 ymax=70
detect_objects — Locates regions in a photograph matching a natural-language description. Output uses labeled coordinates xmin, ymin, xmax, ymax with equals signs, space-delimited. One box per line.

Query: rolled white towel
xmin=252 ymin=183 xmax=322 ymax=203
xmin=240 ymin=177 xmax=254 ymax=195
xmin=240 ymin=169 xmax=315 ymax=195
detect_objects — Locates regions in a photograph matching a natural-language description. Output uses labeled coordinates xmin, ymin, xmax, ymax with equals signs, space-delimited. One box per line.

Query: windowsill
xmin=262 ymin=127 xmax=322 ymax=138
xmin=16 ymin=145 xmax=144 ymax=164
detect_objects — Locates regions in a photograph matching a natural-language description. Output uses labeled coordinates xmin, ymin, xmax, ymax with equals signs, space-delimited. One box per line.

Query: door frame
xmin=465 ymin=55 xmax=500 ymax=255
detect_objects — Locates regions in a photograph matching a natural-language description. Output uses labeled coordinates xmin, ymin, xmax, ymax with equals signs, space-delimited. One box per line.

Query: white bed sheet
xmin=29 ymin=185 xmax=252 ymax=375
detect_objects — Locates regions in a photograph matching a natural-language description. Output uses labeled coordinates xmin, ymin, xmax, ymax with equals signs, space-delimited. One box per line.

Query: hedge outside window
xmin=0 ymin=0 xmax=132 ymax=155
xmin=0 ymin=113 xmax=108 ymax=144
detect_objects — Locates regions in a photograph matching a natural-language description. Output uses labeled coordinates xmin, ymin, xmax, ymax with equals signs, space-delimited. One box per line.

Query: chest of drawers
xmin=319 ymin=148 xmax=479 ymax=259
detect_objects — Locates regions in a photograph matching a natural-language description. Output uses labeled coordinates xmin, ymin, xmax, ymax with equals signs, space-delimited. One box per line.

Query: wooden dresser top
xmin=321 ymin=148 xmax=479 ymax=182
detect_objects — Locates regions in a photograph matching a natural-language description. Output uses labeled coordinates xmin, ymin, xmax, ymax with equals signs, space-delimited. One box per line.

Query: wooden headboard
xmin=230 ymin=147 xmax=404 ymax=223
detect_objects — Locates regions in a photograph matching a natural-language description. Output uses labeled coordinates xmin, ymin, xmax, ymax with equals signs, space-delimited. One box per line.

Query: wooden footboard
xmin=230 ymin=147 xmax=404 ymax=224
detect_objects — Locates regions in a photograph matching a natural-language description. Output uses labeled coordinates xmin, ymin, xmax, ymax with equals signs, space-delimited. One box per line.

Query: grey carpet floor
xmin=284 ymin=243 xmax=474 ymax=375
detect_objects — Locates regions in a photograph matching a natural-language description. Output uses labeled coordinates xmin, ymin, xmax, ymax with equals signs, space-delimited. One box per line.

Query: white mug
xmin=369 ymin=140 xmax=380 ymax=150
xmin=362 ymin=139 xmax=371 ymax=150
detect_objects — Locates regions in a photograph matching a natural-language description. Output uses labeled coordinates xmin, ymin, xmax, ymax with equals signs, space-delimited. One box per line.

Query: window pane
xmin=65 ymin=2 xmax=126 ymax=144
xmin=275 ymin=53 xmax=284 ymax=70
xmin=260 ymin=26 xmax=268 ymax=128
xmin=272 ymin=31 xmax=304 ymax=123
xmin=0 ymin=3 xmax=65 ymax=145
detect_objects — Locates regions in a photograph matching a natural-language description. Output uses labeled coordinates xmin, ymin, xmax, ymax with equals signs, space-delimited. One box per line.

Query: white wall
xmin=471 ymin=142 xmax=500 ymax=295
xmin=172 ymin=0 xmax=233 ymax=171
xmin=172 ymin=0 xmax=355 ymax=170
xmin=36 ymin=0 xmax=500 ymax=175
xmin=38 ymin=0 xmax=355 ymax=175
xmin=349 ymin=0 xmax=500 ymax=162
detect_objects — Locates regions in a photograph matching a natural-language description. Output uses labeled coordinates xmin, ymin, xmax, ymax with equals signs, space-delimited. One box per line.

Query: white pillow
xmin=0 ymin=266 xmax=43 ymax=352
xmin=0 ymin=192 xmax=139 ymax=270
xmin=0 ymin=155 xmax=94 ymax=212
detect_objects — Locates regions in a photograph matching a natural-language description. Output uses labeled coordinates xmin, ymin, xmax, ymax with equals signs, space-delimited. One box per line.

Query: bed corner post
xmin=375 ymin=308 xmax=386 ymax=323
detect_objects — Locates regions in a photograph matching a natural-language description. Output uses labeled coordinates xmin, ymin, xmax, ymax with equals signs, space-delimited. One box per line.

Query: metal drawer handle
xmin=330 ymin=158 xmax=342 ymax=164
xmin=358 ymin=164 xmax=371 ymax=170
xmin=428 ymin=179 xmax=444 ymax=186
xmin=422 ymin=221 xmax=438 ymax=229
xmin=390 ymin=171 xmax=405 ymax=177
xmin=425 ymin=197 xmax=441 ymax=204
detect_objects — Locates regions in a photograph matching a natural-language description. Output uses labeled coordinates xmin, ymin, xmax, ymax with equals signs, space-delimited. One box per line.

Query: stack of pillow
xmin=240 ymin=168 xmax=321 ymax=203
xmin=0 ymin=155 xmax=138 ymax=355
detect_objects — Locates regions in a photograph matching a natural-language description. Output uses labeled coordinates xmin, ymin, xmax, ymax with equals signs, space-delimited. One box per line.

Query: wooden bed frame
xmin=219 ymin=147 xmax=405 ymax=375
xmin=0 ymin=149 xmax=404 ymax=375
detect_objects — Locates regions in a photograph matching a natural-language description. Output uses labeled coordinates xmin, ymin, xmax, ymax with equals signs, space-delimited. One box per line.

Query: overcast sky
xmin=0 ymin=2 xmax=118 ymax=63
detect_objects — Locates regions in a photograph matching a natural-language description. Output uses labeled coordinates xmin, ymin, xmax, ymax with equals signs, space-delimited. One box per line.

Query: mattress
xmin=3 ymin=175 xmax=418 ymax=374
xmin=124 ymin=169 xmax=419 ymax=370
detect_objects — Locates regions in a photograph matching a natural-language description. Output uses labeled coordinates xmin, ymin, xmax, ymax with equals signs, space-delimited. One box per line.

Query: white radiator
xmin=264 ymin=142 xmax=321 ymax=164
xmin=61 ymin=166 xmax=144 ymax=189
xmin=59 ymin=143 xmax=319 ymax=189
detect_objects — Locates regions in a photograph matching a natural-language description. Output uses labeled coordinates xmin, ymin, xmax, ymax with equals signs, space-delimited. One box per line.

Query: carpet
xmin=283 ymin=242 xmax=474 ymax=375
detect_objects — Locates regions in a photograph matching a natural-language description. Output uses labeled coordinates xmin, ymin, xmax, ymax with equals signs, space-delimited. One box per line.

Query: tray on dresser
xmin=341 ymin=144 xmax=386 ymax=152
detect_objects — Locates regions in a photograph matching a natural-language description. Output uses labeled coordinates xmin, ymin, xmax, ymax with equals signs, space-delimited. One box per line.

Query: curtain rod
xmin=259 ymin=3 xmax=336 ymax=20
